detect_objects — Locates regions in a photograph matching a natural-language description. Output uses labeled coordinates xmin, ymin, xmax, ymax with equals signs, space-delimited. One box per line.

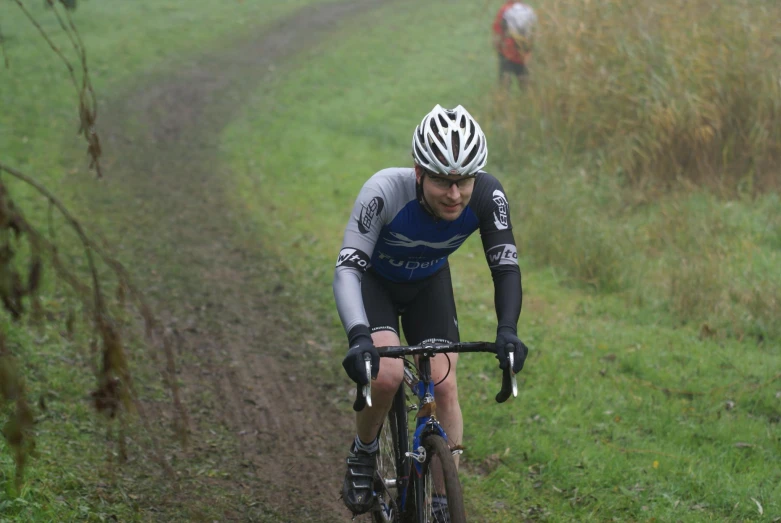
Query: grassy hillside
xmin=0 ymin=1 xmax=339 ymax=521
xmin=221 ymin=0 xmax=781 ymax=521
xmin=1 ymin=0 xmax=779 ymax=520
xmin=491 ymin=0 xmax=781 ymax=342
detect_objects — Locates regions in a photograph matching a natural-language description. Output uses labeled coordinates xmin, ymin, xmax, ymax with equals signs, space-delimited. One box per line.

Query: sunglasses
xmin=425 ymin=172 xmax=477 ymax=190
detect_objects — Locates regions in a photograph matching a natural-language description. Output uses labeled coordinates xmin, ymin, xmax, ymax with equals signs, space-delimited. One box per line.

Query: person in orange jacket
xmin=492 ymin=1 xmax=537 ymax=89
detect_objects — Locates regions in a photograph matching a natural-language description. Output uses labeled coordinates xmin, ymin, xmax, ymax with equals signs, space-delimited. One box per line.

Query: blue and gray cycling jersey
xmin=333 ymin=168 xmax=522 ymax=339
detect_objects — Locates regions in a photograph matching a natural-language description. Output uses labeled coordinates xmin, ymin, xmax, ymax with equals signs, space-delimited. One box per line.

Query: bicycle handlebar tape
xmin=353 ymin=383 xmax=367 ymax=412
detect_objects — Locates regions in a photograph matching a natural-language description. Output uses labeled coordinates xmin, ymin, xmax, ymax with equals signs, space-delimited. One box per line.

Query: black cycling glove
xmin=342 ymin=334 xmax=379 ymax=386
xmin=495 ymin=327 xmax=528 ymax=374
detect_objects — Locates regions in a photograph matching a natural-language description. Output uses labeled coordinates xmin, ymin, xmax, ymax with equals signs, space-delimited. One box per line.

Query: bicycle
xmin=353 ymin=341 xmax=518 ymax=523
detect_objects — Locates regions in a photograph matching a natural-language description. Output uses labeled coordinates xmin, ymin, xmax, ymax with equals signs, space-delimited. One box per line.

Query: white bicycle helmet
xmin=412 ymin=104 xmax=488 ymax=176
xmin=504 ymin=3 xmax=537 ymax=38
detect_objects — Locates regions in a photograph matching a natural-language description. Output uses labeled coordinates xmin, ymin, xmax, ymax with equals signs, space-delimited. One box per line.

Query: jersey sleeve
xmin=333 ymin=172 xmax=391 ymax=343
xmin=469 ymin=172 xmax=523 ymax=333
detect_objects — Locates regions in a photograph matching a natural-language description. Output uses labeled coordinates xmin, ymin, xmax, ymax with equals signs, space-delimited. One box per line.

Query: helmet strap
xmin=416 ymin=173 xmax=441 ymax=221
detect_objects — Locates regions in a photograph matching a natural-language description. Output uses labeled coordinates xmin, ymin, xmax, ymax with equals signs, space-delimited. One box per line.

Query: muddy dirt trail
xmin=79 ymin=1 xmax=394 ymax=521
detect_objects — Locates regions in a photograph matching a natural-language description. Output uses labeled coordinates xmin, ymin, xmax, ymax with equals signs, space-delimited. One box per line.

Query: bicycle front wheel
xmin=415 ymin=434 xmax=466 ymax=523
xmin=372 ymin=386 xmax=409 ymax=523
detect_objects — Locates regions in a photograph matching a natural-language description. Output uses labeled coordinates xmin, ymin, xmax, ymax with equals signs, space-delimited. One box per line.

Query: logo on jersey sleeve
xmin=492 ymin=190 xmax=509 ymax=230
xmin=336 ymin=248 xmax=371 ymax=271
xmin=358 ymin=196 xmax=385 ymax=234
xmin=486 ymin=244 xmax=518 ymax=267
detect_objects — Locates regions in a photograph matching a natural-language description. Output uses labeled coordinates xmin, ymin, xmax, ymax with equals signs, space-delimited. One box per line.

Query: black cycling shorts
xmin=361 ymin=265 xmax=460 ymax=345
xmin=498 ymin=54 xmax=528 ymax=77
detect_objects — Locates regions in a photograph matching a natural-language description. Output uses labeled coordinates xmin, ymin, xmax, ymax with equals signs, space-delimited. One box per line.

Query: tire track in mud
xmin=82 ymin=1 xmax=394 ymax=520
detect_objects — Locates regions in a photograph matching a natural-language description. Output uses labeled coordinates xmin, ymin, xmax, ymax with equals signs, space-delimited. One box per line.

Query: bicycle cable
xmin=435 ymin=353 xmax=452 ymax=387
xmin=403 ymin=353 xmax=452 ymax=387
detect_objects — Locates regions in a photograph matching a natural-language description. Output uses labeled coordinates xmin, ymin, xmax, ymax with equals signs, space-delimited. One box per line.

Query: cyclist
xmin=333 ymin=104 xmax=529 ymax=516
xmin=493 ymin=1 xmax=537 ymax=89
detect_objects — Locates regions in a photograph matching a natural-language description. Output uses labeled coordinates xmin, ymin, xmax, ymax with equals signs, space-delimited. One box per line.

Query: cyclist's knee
xmin=371 ymin=329 xmax=400 ymax=348
xmin=368 ymin=329 xmax=404 ymax=396
xmin=430 ymin=352 xmax=458 ymax=391
xmin=434 ymin=376 xmax=459 ymax=404
xmin=373 ymin=357 xmax=404 ymax=397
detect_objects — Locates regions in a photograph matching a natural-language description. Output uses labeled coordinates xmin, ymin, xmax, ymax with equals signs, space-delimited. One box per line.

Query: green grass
xmin=1 ymin=1 xmax=342 ymax=520
xmin=2 ymin=0 xmax=780 ymax=520
xmin=1 ymin=0 xmax=344 ymax=192
xmin=221 ymin=0 xmax=781 ymax=520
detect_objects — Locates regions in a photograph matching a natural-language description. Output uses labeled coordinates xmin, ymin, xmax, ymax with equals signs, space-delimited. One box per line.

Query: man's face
xmin=416 ymin=166 xmax=476 ymax=221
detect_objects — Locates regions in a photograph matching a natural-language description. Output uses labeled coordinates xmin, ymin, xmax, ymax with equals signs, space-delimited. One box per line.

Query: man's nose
xmin=447 ymin=183 xmax=461 ymax=198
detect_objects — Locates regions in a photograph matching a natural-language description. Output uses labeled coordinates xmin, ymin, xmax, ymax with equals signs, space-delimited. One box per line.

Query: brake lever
xmin=509 ymin=352 xmax=518 ymax=397
xmin=495 ymin=344 xmax=518 ymax=403
xmin=362 ymin=352 xmax=373 ymax=408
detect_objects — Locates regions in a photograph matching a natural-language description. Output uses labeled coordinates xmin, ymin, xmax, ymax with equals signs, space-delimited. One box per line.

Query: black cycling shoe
xmin=341 ymin=443 xmax=378 ymax=515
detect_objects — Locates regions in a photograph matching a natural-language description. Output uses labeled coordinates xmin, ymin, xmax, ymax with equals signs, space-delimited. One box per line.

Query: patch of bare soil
xmin=78 ymin=2 xmax=393 ymax=520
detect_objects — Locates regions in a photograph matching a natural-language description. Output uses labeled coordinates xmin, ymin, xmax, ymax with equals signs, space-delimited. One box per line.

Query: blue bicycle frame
xmin=409 ymin=356 xmax=448 ymax=476
xmin=361 ymin=341 xmax=517 ymax=521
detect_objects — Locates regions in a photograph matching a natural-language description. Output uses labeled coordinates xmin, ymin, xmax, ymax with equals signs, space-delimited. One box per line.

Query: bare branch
xmin=12 ymin=0 xmax=102 ymax=177
xmin=12 ymin=0 xmax=79 ymax=89
xmin=0 ymin=161 xmax=182 ymax=481
xmin=0 ymin=162 xmax=104 ymax=314
xmin=2 ymin=0 xmax=181 ymax=486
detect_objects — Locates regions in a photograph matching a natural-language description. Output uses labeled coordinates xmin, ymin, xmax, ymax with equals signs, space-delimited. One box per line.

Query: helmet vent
xmin=464 ymin=136 xmax=481 ymax=165
xmin=451 ymin=131 xmax=461 ymax=162
xmin=429 ymin=119 xmax=444 ymax=145
xmin=464 ymin=127 xmax=474 ymax=148
xmin=429 ymin=141 xmax=446 ymax=164
xmin=414 ymin=142 xmax=428 ymax=165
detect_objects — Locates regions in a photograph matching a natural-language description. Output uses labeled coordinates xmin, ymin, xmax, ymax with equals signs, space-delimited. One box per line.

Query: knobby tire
xmin=416 ymin=434 xmax=466 ymax=523
xmin=372 ymin=387 xmax=409 ymax=523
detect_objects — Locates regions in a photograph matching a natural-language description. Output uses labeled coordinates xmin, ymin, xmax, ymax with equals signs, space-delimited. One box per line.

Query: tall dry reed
xmin=496 ymin=0 xmax=781 ymax=192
